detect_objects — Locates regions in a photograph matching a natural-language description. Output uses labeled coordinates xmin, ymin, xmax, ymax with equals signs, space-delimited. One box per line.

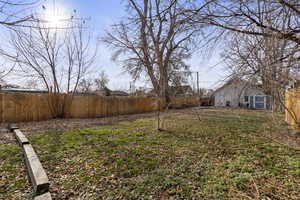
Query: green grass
xmin=1 ymin=109 xmax=299 ymax=199
xmin=0 ymin=144 xmax=30 ymax=200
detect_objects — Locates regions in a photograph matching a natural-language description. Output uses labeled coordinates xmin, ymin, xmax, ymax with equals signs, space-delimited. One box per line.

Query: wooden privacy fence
xmin=0 ymin=92 xmax=199 ymax=123
xmin=285 ymin=88 xmax=300 ymax=130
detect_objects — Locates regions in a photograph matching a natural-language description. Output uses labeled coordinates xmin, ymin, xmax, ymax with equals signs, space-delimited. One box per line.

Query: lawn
xmin=1 ymin=108 xmax=299 ymax=199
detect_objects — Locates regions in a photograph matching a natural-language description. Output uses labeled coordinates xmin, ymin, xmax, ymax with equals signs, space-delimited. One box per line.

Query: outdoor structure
xmin=110 ymin=90 xmax=129 ymax=96
xmin=0 ymin=88 xmax=48 ymax=94
xmin=94 ymin=88 xmax=129 ymax=97
xmin=169 ymin=85 xmax=194 ymax=96
xmin=199 ymin=88 xmax=214 ymax=106
xmin=285 ymin=80 xmax=300 ymax=130
xmin=0 ymin=84 xmax=48 ymax=94
xmin=0 ymin=92 xmax=198 ymax=123
xmin=147 ymin=85 xmax=194 ymax=97
xmin=214 ymin=78 xmax=272 ymax=110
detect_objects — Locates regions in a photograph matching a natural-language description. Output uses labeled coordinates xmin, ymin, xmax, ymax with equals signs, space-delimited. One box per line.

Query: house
xmin=94 ymin=87 xmax=129 ymax=97
xmin=200 ymin=88 xmax=214 ymax=97
xmin=0 ymin=84 xmax=48 ymax=94
xmin=110 ymin=90 xmax=129 ymax=96
xmin=131 ymin=87 xmax=149 ymax=96
xmin=169 ymin=85 xmax=194 ymax=96
xmin=169 ymin=85 xmax=193 ymax=96
xmin=213 ymin=78 xmax=272 ymax=110
xmin=94 ymin=87 xmax=111 ymax=96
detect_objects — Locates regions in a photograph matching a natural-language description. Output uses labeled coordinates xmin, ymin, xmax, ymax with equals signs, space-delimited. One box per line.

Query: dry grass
xmin=1 ymin=108 xmax=299 ymax=199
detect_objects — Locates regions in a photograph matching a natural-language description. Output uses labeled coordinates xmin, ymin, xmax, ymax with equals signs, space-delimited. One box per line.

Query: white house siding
xmin=214 ymin=84 xmax=243 ymax=107
xmin=214 ymin=81 xmax=265 ymax=108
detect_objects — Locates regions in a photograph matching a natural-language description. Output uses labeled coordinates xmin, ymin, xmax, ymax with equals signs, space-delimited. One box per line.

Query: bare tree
xmin=209 ymin=0 xmax=300 ymax=111
xmin=9 ymin=19 xmax=95 ymax=92
xmin=184 ymin=0 xmax=300 ymax=115
xmin=223 ymin=31 xmax=299 ymax=110
xmin=103 ymin=0 xmax=201 ymax=104
xmin=6 ymin=18 xmax=97 ymax=117
xmin=94 ymin=70 xmax=109 ymax=90
xmin=0 ymin=1 xmax=42 ymax=80
xmin=0 ymin=1 xmax=38 ymax=27
xmin=191 ymin=0 xmax=300 ymax=46
xmin=65 ymin=20 xmax=97 ymax=94
xmin=77 ymin=78 xmax=93 ymax=93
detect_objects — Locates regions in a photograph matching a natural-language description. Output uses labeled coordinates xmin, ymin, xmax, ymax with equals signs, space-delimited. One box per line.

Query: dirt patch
xmin=0 ymin=128 xmax=15 ymax=145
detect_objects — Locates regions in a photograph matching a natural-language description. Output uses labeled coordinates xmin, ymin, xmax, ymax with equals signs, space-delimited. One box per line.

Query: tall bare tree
xmin=183 ymin=0 xmax=300 ymax=112
xmin=223 ymin=31 xmax=299 ymax=110
xmin=103 ymin=0 xmax=201 ymax=103
xmin=9 ymin=19 xmax=95 ymax=93
xmin=6 ymin=18 xmax=97 ymax=117
xmin=192 ymin=0 xmax=300 ymax=46
xmin=0 ymin=0 xmax=38 ymax=27
xmin=94 ymin=70 xmax=109 ymax=90
xmin=0 ymin=1 xmax=41 ymax=80
xmin=77 ymin=78 xmax=93 ymax=93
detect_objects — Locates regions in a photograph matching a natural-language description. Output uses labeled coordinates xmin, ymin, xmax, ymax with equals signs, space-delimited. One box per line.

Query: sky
xmin=3 ymin=0 xmax=228 ymax=90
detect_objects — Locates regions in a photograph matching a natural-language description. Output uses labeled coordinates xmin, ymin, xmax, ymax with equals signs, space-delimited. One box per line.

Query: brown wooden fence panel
xmin=0 ymin=93 xmax=3 ymax=122
xmin=39 ymin=94 xmax=53 ymax=121
xmin=70 ymin=95 xmax=89 ymax=118
xmin=285 ymin=89 xmax=300 ymax=129
xmin=0 ymin=92 xmax=199 ymax=123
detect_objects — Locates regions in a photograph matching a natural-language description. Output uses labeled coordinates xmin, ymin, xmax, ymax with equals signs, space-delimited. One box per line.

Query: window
xmin=255 ymin=96 xmax=266 ymax=109
xmin=244 ymin=96 xmax=249 ymax=102
xmin=226 ymin=101 xmax=230 ymax=107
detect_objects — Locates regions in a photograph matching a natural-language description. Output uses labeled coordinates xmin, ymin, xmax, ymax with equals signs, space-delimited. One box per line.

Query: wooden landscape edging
xmin=33 ymin=192 xmax=52 ymax=200
xmin=8 ymin=124 xmax=52 ymax=200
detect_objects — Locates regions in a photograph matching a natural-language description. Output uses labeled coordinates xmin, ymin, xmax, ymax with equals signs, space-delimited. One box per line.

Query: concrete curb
xmin=9 ymin=124 xmax=52 ymax=199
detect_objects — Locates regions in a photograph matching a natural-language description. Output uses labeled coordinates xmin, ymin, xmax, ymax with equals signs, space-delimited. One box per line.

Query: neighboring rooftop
xmin=0 ymin=84 xmax=48 ymax=94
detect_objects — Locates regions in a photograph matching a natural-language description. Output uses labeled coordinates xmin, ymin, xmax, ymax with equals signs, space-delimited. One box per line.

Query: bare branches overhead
xmin=0 ymin=0 xmax=38 ymax=27
xmin=7 ymin=19 xmax=97 ymax=94
xmin=103 ymin=0 xmax=204 ymax=102
xmin=192 ymin=0 xmax=300 ymax=45
xmin=198 ymin=0 xmax=300 ymax=110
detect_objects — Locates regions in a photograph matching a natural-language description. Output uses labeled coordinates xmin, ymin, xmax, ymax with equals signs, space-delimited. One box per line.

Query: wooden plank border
xmin=34 ymin=192 xmax=52 ymax=200
xmin=23 ymin=144 xmax=50 ymax=194
xmin=9 ymin=124 xmax=52 ymax=199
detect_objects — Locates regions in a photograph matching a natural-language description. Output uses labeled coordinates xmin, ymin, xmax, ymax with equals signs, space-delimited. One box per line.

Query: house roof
xmin=111 ymin=90 xmax=129 ymax=96
xmin=213 ymin=78 xmax=263 ymax=95
xmin=0 ymin=88 xmax=48 ymax=94
xmin=213 ymin=78 xmax=244 ymax=94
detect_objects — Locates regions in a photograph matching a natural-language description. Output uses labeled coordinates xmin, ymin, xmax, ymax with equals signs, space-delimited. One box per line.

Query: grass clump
xmin=1 ymin=109 xmax=299 ymax=199
xmin=0 ymin=144 xmax=30 ymax=199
